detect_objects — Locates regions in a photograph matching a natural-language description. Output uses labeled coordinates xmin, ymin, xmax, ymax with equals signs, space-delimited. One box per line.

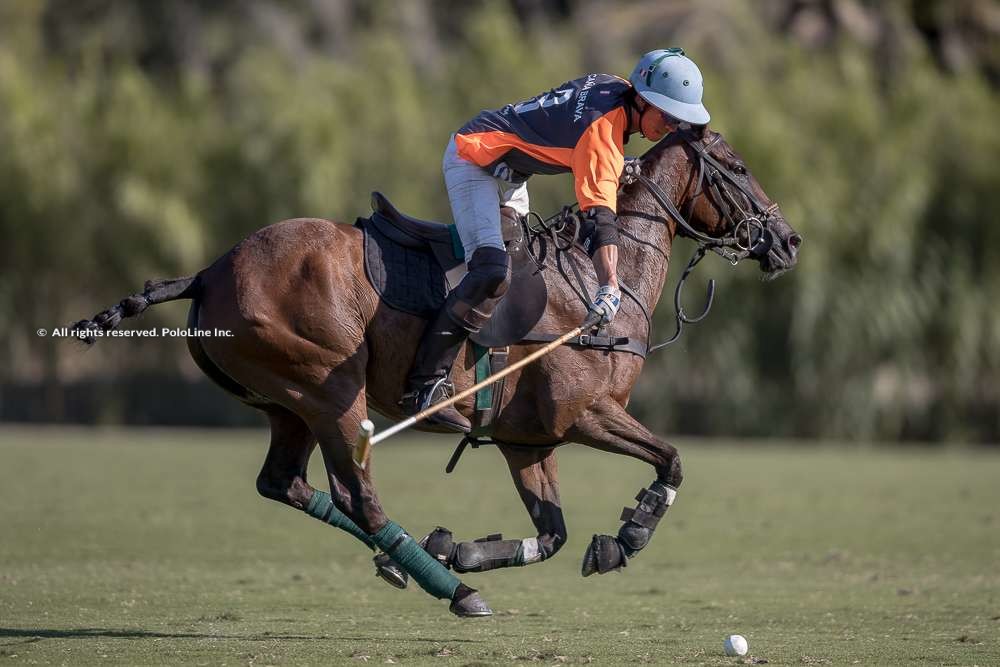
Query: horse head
xmin=637 ymin=127 xmax=802 ymax=280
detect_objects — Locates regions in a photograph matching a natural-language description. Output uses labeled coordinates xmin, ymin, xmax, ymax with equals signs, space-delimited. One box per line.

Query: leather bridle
xmin=625 ymin=131 xmax=781 ymax=266
xmin=621 ymin=130 xmax=782 ymax=350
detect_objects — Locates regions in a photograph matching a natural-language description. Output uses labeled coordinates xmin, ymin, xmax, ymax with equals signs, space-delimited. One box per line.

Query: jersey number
xmin=512 ymin=87 xmax=573 ymax=114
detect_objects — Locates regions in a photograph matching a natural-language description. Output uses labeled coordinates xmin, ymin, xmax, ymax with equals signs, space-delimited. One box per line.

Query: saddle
xmin=357 ymin=192 xmax=547 ymax=347
xmin=356 ymin=191 xmax=646 ymax=437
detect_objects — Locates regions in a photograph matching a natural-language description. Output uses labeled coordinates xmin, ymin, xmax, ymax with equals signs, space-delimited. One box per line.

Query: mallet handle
xmin=353 ymin=325 xmax=585 ymax=467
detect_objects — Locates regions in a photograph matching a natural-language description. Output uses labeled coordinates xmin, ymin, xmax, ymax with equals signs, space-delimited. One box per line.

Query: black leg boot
xmin=400 ymin=304 xmax=472 ymax=433
xmin=400 ymin=246 xmax=511 ymax=433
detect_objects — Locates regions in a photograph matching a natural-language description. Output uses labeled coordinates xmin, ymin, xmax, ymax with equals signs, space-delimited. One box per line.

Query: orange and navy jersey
xmin=455 ymin=73 xmax=633 ymax=212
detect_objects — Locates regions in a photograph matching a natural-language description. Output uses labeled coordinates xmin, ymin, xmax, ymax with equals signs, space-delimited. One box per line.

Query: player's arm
xmin=572 ymin=108 xmax=628 ymax=326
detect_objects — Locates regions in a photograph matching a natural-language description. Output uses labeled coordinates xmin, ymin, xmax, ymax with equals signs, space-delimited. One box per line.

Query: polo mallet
xmin=352 ymin=323 xmax=591 ymax=469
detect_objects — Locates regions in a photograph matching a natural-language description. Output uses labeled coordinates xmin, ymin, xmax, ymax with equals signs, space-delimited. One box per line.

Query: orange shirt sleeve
xmin=571 ymin=107 xmax=627 ymax=212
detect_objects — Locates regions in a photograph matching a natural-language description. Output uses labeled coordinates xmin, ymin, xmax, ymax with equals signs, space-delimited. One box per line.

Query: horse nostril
xmin=787 ymin=234 xmax=802 ymax=253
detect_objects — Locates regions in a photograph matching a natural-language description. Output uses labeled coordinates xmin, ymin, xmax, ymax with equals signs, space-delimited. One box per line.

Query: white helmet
xmin=629 ymin=48 xmax=710 ymax=125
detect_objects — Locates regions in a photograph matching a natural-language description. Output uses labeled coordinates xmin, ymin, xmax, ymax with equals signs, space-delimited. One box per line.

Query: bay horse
xmin=71 ymin=128 xmax=801 ymax=617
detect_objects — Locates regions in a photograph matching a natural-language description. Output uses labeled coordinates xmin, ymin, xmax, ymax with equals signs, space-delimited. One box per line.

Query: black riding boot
xmin=401 ymin=304 xmax=473 ymax=432
xmin=400 ymin=246 xmax=512 ymax=433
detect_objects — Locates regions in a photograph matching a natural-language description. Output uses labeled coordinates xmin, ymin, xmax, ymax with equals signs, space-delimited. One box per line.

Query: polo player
xmin=400 ymin=48 xmax=712 ymax=432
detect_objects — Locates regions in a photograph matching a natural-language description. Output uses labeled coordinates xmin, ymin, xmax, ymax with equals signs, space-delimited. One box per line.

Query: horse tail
xmin=71 ymin=275 xmax=202 ymax=346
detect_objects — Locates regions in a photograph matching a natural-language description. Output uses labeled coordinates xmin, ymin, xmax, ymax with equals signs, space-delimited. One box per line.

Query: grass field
xmin=0 ymin=426 xmax=998 ymax=665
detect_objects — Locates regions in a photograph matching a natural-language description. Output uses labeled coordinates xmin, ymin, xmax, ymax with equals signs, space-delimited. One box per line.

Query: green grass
xmin=0 ymin=426 xmax=998 ymax=665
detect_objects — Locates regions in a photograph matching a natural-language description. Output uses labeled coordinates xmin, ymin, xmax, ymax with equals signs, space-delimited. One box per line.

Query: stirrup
xmin=398 ymin=377 xmax=454 ymax=414
xmin=400 ymin=377 xmax=470 ymax=432
xmin=419 ymin=377 xmax=455 ymax=411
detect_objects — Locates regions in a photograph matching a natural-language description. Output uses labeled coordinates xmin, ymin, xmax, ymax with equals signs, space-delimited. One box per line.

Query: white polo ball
xmin=724 ymin=634 xmax=748 ymax=657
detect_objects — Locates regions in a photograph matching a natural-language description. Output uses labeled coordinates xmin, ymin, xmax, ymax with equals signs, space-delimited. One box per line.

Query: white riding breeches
xmin=443 ymin=134 xmax=529 ymax=260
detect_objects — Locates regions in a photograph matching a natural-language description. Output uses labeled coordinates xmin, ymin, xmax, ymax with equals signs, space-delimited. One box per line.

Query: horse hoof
xmin=581 ymin=534 xmax=627 ymax=577
xmin=373 ymin=552 xmax=408 ymax=589
xmin=449 ymin=587 xmax=493 ymax=618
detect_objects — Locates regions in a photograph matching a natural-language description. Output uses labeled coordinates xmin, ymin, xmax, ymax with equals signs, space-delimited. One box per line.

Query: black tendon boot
xmin=401 ymin=304 xmax=473 ymax=432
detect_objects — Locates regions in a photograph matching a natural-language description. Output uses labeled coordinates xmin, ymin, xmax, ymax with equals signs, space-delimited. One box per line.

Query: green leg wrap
xmin=304 ymin=490 xmax=375 ymax=550
xmin=372 ymin=521 xmax=461 ymax=600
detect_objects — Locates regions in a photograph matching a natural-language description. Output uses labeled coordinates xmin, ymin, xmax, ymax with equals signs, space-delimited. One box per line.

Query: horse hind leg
xmin=257 ymin=407 xmax=375 ymax=550
xmin=305 ymin=369 xmax=493 ymax=617
xmin=253 ymin=386 xmax=481 ymax=613
xmin=565 ymin=402 xmax=681 ymax=577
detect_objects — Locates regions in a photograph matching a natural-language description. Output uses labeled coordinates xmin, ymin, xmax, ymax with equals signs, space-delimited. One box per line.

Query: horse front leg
xmin=499 ymin=444 xmax=568 ymax=564
xmin=374 ymin=445 xmax=566 ymax=582
xmin=565 ymin=401 xmax=682 ymax=577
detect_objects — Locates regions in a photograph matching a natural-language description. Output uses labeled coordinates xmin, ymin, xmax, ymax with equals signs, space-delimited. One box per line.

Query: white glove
xmin=586 ymin=284 xmax=621 ymax=327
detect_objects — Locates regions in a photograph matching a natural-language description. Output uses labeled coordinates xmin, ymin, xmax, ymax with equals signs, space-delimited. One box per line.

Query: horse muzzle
xmin=757 ymin=219 xmax=801 ymax=278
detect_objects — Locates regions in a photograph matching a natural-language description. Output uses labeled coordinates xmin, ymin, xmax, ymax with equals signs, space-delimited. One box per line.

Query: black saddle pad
xmin=359 ymin=217 xmax=447 ymax=318
xmin=356 ymin=216 xmax=547 ymax=347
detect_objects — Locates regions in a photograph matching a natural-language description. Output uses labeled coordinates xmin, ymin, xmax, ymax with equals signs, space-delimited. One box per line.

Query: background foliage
xmin=2 ymin=0 xmax=998 ymax=441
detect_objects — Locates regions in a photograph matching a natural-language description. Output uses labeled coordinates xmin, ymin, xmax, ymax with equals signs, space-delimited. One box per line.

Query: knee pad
xmin=466 ymin=247 xmax=511 ymax=299
xmin=446 ymin=247 xmax=511 ymax=332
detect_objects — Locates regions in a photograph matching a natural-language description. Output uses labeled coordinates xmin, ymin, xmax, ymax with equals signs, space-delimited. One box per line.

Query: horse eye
xmin=734 ymin=164 xmax=746 ymax=175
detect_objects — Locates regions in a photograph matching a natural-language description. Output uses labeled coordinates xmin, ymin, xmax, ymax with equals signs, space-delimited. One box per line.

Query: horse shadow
xmin=0 ymin=627 xmax=480 ymax=644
